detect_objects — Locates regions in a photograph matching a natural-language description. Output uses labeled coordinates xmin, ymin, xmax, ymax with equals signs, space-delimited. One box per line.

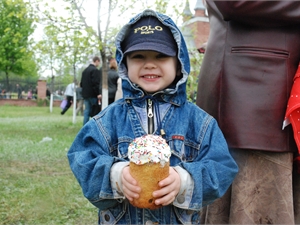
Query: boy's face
xmin=126 ymin=50 xmax=178 ymax=94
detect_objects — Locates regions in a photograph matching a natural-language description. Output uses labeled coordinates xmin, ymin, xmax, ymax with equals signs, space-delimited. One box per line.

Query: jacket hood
xmin=115 ymin=9 xmax=190 ymax=105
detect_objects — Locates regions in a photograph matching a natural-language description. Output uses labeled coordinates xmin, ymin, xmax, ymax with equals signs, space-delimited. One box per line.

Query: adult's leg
xmin=79 ymin=100 xmax=84 ymax=115
xmin=61 ymin=96 xmax=73 ymax=115
xmin=83 ymin=98 xmax=97 ymax=125
xmin=230 ymin=149 xmax=294 ymax=224
xmin=109 ymin=97 xmax=114 ymax=105
xmin=201 ymin=149 xmax=294 ymax=224
xmin=76 ymin=99 xmax=83 ymax=115
xmin=293 ymin=162 xmax=300 ymax=223
xmin=200 ymin=188 xmax=231 ymax=224
xmin=83 ymin=98 xmax=91 ymax=125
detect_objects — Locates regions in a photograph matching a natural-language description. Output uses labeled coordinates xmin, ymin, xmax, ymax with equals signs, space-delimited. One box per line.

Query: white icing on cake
xmin=128 ymin=134 xmax=171 ymax=165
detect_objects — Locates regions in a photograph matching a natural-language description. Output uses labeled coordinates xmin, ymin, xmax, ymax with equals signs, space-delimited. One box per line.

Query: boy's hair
xmin=121 ymin=16 xmax=177 ymax=56
xmin=92 ymin=56 xmax=100 ymax=62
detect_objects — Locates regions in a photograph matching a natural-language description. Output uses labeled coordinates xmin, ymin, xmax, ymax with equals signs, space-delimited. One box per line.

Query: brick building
xmin=181 ymin=0 xmax=209 ymax=53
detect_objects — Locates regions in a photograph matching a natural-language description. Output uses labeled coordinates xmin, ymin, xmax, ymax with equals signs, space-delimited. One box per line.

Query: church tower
xmin=182 ymin=0 xmax=209 ymax=53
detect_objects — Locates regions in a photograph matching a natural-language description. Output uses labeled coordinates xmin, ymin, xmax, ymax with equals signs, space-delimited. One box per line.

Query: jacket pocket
xmin=174 ymin=207 xmax=201 ymax=225
xmin=98 ymin=201 xmax=128 ymax=225
xmin=113 ymin=138 xmax=132 ymax=159
xmin=168 ymin=136 xmax=199 ymax=164
xmin=231 ymin=46 xmax=289 ymax=58
xmin=222 ymin=45 xmax=291 ymax=150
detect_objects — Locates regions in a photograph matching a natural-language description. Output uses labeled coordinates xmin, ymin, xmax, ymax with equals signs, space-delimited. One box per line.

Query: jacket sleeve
xmin=67 ymin=120 xmax=124 ymax=210
xmin=214 ymin=1 xmax=300 ymax=27
xmin=177 ymin=116 xmax=238 ymax=210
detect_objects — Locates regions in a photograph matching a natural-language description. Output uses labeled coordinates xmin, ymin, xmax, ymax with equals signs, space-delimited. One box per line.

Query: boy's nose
xmin=144 ymin=60 xmax=156 ymax=69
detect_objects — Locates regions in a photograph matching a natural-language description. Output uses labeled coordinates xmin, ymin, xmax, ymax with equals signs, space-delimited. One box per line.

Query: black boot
xmin=61 ymin=108 xmax=66 ymax=115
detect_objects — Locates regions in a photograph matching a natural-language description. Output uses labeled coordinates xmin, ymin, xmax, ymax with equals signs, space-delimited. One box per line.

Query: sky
xmin=83 ymin=0 xmax=198 ymax=28
xmin=33 ymin=0 xmax=198 ymax=44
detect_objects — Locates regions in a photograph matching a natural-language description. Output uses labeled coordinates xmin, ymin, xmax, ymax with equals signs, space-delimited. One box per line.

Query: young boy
xmin=68 ymin=9 xmax=238 ymax=224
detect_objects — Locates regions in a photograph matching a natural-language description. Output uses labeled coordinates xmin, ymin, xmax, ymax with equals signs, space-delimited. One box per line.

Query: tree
xmin=73 ymin=0 xmax=119 ymax=108
xmin=33 ymin=0 xmax=98 ymax=90
xmin=0 ymin=0 xmax=37 ymax=91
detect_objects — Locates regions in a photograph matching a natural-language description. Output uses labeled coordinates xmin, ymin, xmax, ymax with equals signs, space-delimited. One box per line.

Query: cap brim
xmin=124 ymin=42 xmax=176 ymax=57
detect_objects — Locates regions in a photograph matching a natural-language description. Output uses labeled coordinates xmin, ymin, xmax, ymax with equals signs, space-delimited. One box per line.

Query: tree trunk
xmin=101 ymin=51 xmax=108 ymax=109
xmin=5 ymin=71 xmax=10 ymax=91
xmin=51 ymin=76 xmax=55 ymax=94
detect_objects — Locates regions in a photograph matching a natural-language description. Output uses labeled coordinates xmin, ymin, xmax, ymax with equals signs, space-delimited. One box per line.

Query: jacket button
xmin=177 ymin=194 xmax=185 ymax=204
xmin=104 ymin=214 xmax=110 ymax=221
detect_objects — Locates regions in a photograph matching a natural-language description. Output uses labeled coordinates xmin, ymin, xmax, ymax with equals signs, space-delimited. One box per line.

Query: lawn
xmin=0 ymin=105 xmax=97 ymax=225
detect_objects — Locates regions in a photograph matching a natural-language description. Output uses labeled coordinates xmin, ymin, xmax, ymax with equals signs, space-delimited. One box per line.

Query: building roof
xmin=194 ymin=0 xmax=206 ymax=11
xmin=183 ymin=0 xmax=193 ymax=18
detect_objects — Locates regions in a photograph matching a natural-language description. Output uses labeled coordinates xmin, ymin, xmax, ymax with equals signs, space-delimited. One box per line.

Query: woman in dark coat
xmin=196 ymin=1 xmax=300 ymax=224
xmin=107 ymin=58 xmax=119 ymax=105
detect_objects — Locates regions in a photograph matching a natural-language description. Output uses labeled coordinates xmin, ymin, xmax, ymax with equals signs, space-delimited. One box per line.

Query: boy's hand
xmin=121 ymin=166 xmax=141 ymax=201
xmin=152 ymin=167 xmax=181 ymax=206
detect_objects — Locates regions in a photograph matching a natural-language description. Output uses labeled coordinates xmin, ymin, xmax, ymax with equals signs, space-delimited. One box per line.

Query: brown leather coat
xmin=196 ymin=1 xmax=300 ymax=152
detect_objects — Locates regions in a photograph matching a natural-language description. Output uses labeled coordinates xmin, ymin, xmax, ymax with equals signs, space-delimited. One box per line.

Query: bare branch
xmin=73 ymin=0 xmax=98 ymax=38
xmin=103 ymin=0 xmax=112 ymax=44
xmin=97 ymin=0 xmax=102 ymax=43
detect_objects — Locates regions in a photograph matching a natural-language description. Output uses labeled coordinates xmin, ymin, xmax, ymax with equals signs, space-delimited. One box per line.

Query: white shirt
xmin=64 ymin=83 xmax=75 ymax=96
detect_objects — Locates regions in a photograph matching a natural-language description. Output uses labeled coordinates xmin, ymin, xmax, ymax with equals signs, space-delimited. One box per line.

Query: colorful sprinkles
xmin=128 ymin=134 xmax=171 ymax=165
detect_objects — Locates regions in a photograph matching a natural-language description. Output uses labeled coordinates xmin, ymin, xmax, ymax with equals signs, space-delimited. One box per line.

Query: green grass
xmin=0 ymin=106 xmax=97 ymax=225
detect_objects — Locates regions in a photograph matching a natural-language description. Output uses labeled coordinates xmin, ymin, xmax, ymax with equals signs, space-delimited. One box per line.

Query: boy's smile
xmin=142 ymin=74 xmax=160 ymax=80
xmin=126 ymin=50 xmax=178 ymax=93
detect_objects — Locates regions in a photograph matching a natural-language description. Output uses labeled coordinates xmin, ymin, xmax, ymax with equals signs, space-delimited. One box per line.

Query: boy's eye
xmin=131 ymin=54 xmax=144 ymax=59
xmin=156 ymin=53 xmax=169 ymax=58
xmin=127 ymin=52 xmax=170 ymax=60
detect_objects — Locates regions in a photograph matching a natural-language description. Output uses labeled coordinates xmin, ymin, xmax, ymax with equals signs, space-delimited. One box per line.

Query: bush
xmin=37 ymin=98 xmax=50 ymax=107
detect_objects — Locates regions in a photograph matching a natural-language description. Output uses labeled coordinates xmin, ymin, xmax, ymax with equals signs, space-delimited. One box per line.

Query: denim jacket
xmin=68 ymin=9 xmax=238 ymax=225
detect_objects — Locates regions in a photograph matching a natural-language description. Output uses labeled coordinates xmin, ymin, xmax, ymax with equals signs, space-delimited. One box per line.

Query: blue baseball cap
xmin=122 ymin=16 xmax=177 ymax=57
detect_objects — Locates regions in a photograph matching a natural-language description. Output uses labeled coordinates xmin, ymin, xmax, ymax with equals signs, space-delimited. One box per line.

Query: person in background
xmin=46 ymin=87 xmax=51 ymax=99
xmin=80 ymin=56 xmax=102 ymax=125
xmin=67 ymin=9 xmax=238 ymax=224
xmin=196 ymin=1 xmax=300 ymax=224
xmin=32 ymin=86 xmax=37 ymax=99
xmin=61 ymin=81 xmax=76 ymax=115
xmin=2 ymin=89 xmax=6 ymax=99
xmin=16 ymin=84 xmax=22 ymax=99
xmin=107 ymin=57 xmax=119 ymax=105
xmin=27 ymin=87 xmax=32 ymax=100
xmin=75 ymin=85 xmax=84 ymax=116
